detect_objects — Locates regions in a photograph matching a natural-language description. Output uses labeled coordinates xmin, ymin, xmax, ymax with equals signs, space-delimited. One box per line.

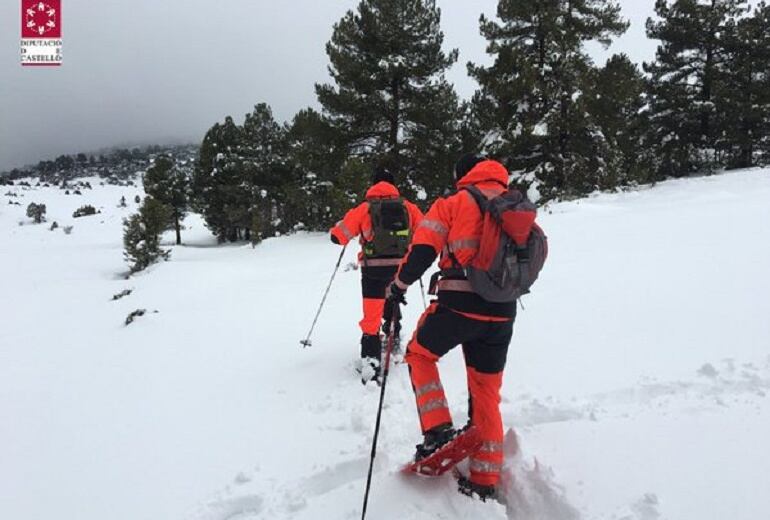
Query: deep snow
xmin=1 ymin=169 xmax=769 ymax=520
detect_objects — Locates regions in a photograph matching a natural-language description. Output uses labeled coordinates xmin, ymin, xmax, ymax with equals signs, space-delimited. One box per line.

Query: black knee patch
xmin=462 ymin=321 xmax=513 ymax=374
xmin=361 ymin=266 xmax=397 ymax=299
xmin=415 ymin=306 xmax=483 ymax=358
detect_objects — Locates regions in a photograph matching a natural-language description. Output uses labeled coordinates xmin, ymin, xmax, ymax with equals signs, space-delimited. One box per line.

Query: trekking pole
xmin=299 ymin=244 xmax=347 ymax=348
xmin=361 ymin=303 xmax=400 ymax=520
xmin=418 ymin=277 xmax=427 ymax=310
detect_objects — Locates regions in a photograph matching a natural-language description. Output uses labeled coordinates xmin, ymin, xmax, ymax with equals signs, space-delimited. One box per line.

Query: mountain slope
xmin=1 ymin=169 xmax=769 ymax=520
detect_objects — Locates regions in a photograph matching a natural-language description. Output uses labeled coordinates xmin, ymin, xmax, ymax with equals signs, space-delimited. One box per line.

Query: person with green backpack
xmin=330 ymin=166 xmax=423 ymax=383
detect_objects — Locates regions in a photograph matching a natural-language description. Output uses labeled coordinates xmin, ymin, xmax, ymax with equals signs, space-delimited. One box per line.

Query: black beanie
xmin=371 ymin=165 xmax=395 ymax=185
xmin=454 ymin=153 xmax=486 ymax=181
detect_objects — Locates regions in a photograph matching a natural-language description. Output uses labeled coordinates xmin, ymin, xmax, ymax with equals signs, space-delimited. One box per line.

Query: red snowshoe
xmin=403 ymin=424 xmax=482 ymax=477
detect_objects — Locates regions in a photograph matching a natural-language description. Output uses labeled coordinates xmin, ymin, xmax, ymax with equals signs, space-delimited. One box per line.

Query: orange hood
xmin=366 ymin=181 xmax=400 ymax=199
xmin=456 ymin=160 xmax=509 ymax=190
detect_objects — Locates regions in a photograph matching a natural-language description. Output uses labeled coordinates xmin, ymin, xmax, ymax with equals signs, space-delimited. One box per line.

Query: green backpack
xmin=364 ymin=198 xmax=411 ymax=258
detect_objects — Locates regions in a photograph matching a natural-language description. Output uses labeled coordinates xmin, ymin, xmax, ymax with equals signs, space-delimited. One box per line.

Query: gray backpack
xmin=462 ymin=186 xmax=548 ymax=303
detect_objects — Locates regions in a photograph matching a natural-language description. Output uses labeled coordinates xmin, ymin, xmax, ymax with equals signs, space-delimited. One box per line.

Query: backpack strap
xmin=443 ymin=186 xmax=488 ymax=274
xmin=463 ymin=185 xmax=489 ymax=214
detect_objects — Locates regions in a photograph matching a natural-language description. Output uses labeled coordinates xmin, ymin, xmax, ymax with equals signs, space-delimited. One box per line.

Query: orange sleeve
xmin=406 ymin=201 xmax=424 ymax=232
xmin=409 ymin=196 xmax=453 ymax=254
xmin=395 ymin=198 xmax=454 ymax=286
xmin=330 ymin=202 xmax=368 ymax=246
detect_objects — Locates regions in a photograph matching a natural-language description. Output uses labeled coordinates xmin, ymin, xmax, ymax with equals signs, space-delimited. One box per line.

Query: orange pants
xmin=405 ymin=303 xmax=514 ymax=486
xmin=360 ymin=298 xmax=386 ymax=335
xmin=358 ymin=266 xmax=398 ymax=336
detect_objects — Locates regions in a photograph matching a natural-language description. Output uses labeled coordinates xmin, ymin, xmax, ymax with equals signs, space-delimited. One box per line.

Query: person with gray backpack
xmin=385 ymin=154 xmax=547 ymax=500
xmin=330 ymin=166 xmax=423 ymax=384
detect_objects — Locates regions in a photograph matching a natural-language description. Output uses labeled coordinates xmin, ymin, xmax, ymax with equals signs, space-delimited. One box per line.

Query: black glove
xmin=385 ymin=280 xmax=407 ymax=306
xmin=330 ymin=234 xmax=341 ymax=245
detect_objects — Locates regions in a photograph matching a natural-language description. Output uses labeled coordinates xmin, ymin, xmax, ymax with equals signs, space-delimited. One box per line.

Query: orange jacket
xmin=394 ymin=160 xmax=516 ymax=320
xmin=401 ymin=160 xmax=508 ymax=272
xmin=330 ymin=182 xmax=424 ymax=264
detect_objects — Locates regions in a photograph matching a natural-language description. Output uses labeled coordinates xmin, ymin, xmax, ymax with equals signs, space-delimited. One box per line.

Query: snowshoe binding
xmin=414 ymin=423 xmax=457 ymax=460
xmin=360 ymin=356 xmax=381 ymax=386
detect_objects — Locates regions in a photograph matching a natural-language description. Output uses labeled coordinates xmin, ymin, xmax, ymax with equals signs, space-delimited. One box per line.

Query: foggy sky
xmin=0 ymin=1 xmax=659 ymax=171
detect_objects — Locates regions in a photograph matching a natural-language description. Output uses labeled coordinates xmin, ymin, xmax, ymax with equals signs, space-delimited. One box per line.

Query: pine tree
xmin=192 ymin=116 xmax=245 ymax=242
xmin=123 ymin=197 xmax=172 ymax=274
xmin=240 ymin=103 xmax=294 ymax=242
xmin=756 ymin=3 xmax=770 ymax=164
xmin=586 ymin=54 xmax=653 ymax=185
xmin=144 ymin=155 xmax=189 ymax=245
xmin=316 ymin=0 xmax=461 ymax=203
xmin=719 ymin=2 xmax=770 ymax=167
xmin=644 ymin=0 xmax=749 ymax=177
xmin=193 ymin=105 xmax=294 ymax=243
xmin=469 ymin=0 xmax=628 ymax=201
xmin=285 ymin=108 xmax=364 ymax=230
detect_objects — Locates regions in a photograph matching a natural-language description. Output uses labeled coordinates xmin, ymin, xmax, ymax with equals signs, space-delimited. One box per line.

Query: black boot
xmin=414 ymin=423 xmax=457 ymax=461
xmin=382 ymin=318 xmax=403 ymax=356
xmin=457 ymin=474 xmax=497 ymax=502
xmin=381 ymin=324 xmax=401 ymax=356
xmin=360 ymin=334 xmax=382 ymax=358
xmin=360 ymin=334 xmax=382 ymax=384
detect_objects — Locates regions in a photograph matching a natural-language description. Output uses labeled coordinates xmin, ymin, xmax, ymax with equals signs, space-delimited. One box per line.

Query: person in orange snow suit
xmin=330 ymin=166 xmax=423 ymax=383
xmin=386 ymin=154 xmax=535 ymax=500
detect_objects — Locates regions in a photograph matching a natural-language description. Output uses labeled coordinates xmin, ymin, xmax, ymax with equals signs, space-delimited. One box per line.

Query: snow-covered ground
xmin=1 ymin=170 xmax=769 ymax=520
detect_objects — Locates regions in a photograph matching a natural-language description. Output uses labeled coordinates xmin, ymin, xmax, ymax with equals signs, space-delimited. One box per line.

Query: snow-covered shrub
xmin=62 ymin=225 xmax=73 ymax=235
xmin=72 ymin=205 xmax=98 ymax=218
xmin=125 ymin=309 xmax=146 ymax=326
xmin=26 ymin=202 xmax=46 ymax=223
xmin=111 ymin=289 xmax=133 ymax=301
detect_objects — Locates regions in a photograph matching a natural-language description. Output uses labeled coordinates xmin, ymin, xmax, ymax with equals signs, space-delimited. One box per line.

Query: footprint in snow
xmin=195 ymin=494 xmax=264 ymax=520
xmin=297 ymin=458 xmax=372 ymax=497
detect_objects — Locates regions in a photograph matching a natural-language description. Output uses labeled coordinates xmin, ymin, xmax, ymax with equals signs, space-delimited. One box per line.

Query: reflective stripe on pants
xmin=405 ymin=304 xmax=452 ymax=432
xmin=467 ymin=367 xmax=504 ymax=486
